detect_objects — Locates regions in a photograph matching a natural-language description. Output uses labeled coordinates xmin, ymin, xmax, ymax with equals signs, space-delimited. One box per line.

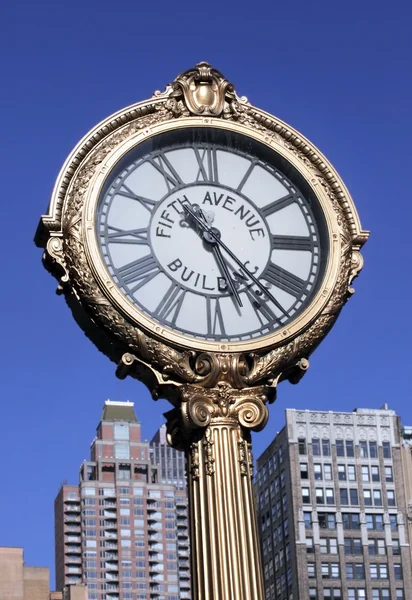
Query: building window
xmin=321 ymin=563 xmax=340 ymax=579
xmin=304 ymin=512 xmax=312 ymax=529
xmin=320 ymin=538 xmax=338 ymax=554
xmin=324 ymin=464 xmax=333 ymax=481
xmin=302 ymin=487 xmax=310 ymax=504
xmin=372 ymin=590 xmax=390 ymax=600
xmin=312 ymin=439 xmax=321 ymax=456
xmin=348 ymin=589 xmax=366 ymax=600
xmin=340 ymin=489 xmax=349 ymax=506
xmin=348 ymin=465 xmax=356 ymax=481
xmin=373 ymin=490 xmax=382 ymax=506
xmin=338 ymin=465 xmax=346 ymax=481
xmin=387 ymin=490 xmax=396 ymax=506
xmin=394 ymin=564 xmax=403 ymax=580
xmin=306 ymin=537 xmax=314 ymax=553
xmin=343 ymin=513 xmax=361 ymax=530
xmin=366 ymin=513 xmax=384 ymax=531
xmin=300 ymin=463 xmax=308 ymax=479
xmin=326 ymin=488 xmax=335 ymax=505
xmin=114 ymin=423 xmax=130 ymax=440
xmin=322 ymin=439 xmax=331 ymax=456
xmin=298 ymin=438 xmax=307 ymax=455
xmin=370 ymin=563 xmax=388 ymax=579
xmin=363 ymin=490 xmax=372 ymax=506
xmin=314 ymin=464 xmax=323 ymax=480
xmin=346 ymin=563 xmax=365 ymax=579
xmin=385 ymin=466 xmax=393 ymax=482
xmin=369 ymin=441 xmax=378 ymax=457
xmin=395 ymin=590 xmax=404 ymax=599
xmin=309 ymin=588 xmax=317 ymax=600
xmin=115 ymin=443 xmax=130 ymax=459
xmin=307 ymin=563 xmax=316 ymax=578
xmin=336 ymin=440 xmax=345 ymax=456
xmin=318 ymin=512 xmax=336 ymax=529
xmin=324 ymin=589 xmax=342 ymax=599
xmin=346 ymin=440 xmax=355 ymax=457
xmin=361 ymin=466 xmax=370 ymax=482
xmin=360 ymin=441 xmax=368 ymax=458
xmin=344 ymin=537 xmax=362 ymax=556
xmin=392 ymin=539 xmax=400 ymax=555
xmin=316 ymin=488 xmax=324 ymax=504
xmin=371 ymin=466 xmax=380 ymax=482
xmin=369 ymin=539 xmax=386 ymax=555
xmin=350 ymin=489 xmax=359 ymax=505
xmin=382 ymin=442 xmax=391 ymax=458
xmin=389 ymin=514 xmax=398 ymax=530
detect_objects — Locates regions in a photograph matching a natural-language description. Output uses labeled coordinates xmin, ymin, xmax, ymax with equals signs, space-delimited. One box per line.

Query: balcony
xmin=65 ymin=555 xmax=81 ymax=565
xmin=105 ymin=562 xmax=119 ymax=571
xmin=149 ymin=543 xmax=163 ymax=553
xmin=105 ymin=572 xmax=119 ymax=581
xmin=64 ymin=515 xmax=80 ymax=523
xmin=65 ymin=536 xmax=81 ymax=544
xmin=103 ymin=542 xmax=118 ymax=550
xmin=65 ymin=546 xmax=81 ymax=554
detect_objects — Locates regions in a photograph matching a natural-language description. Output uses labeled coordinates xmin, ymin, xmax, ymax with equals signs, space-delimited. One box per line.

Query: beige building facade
xmin=0 ymin=547 xmax=87 ymax=600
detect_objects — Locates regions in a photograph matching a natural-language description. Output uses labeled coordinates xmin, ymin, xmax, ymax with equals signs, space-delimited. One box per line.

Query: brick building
xmin=54 ymin=400 xmax=185 ymax=600
xmin=150 ymin=425 xmax=191 ymax=598
xmin=255 ymin=406 xmax=412 ymax=600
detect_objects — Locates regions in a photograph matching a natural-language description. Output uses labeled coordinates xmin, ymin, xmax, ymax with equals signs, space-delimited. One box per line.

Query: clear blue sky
xmin=1 ymin=0 xmax=411 ymax=585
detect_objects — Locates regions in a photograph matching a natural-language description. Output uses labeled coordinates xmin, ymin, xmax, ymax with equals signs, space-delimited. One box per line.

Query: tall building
xmin=400 ymin=426 xmax=412 ymax=568
xmin=150 ymin=425 xmax=191 ymax=598
xmin=255 ymin=406 xmax=412 ymax=600
xmin=54 ymin=400 xmax=185 ymax=600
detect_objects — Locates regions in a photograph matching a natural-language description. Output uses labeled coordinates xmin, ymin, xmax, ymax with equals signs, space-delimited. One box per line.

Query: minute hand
xmin=183 ymin=203 xmax=289 ymax=318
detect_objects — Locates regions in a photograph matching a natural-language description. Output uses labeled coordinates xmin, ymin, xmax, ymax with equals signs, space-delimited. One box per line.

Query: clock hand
xmin=183 ymin=202 xmax=289 ymax=318
xmin=182 ymin=203 xmax=242 ymax=307
xmin=197 ymin=209 xmax=243 ymax=308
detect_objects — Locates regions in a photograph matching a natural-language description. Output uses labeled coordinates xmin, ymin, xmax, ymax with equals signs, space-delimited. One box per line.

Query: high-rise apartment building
xmin=54 ymin=400 xmax=186 ymax=600
xmin=255 ymin=406 xmax=412 ymax=600
xmin=150 ymin=425 xmax=191 ymax=599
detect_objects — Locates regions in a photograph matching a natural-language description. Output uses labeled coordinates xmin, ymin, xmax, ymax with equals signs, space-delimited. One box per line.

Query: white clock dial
xmin=97 ymin=128 xmax=327 ymax=342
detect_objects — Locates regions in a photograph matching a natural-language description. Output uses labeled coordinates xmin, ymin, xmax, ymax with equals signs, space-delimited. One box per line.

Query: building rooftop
xmin=101 ymin=400 xmax=138 ymax=423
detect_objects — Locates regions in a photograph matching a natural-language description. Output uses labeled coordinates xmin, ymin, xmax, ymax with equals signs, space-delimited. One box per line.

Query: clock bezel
xmin=82 ymin=116 xmax=339 ymax=353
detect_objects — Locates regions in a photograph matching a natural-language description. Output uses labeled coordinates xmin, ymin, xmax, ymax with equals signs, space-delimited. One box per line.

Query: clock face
xmin=96 ymin=127 xmax=328 ymax=343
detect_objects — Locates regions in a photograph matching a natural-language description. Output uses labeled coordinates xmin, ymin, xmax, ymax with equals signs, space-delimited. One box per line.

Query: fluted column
xmin=167 ymin=382 xmax=268 ymax=600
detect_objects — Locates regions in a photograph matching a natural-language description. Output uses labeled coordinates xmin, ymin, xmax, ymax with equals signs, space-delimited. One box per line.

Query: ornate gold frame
xmin=35 ymin=62 xmax=368 ymax=394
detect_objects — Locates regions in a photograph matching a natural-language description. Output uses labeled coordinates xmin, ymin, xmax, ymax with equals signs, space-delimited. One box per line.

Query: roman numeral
xmin=154 ymin=284 xmax=186 ymax=325
xmin=243 ymin=286 xmax=283 ymax=326
xmin=262 ymin=262 xmax=306 ymax=298
xmin=193 ymin=146 xmax=219 ymax=183
xmin=206 ymin=297 xmax=226 ymax=336
xmin=117 ymin=255 xmax=160 ymax=292
xmin=236 ymin=160 xmax=257 ymax=192
xmin=107 ymin=226 xmax=148 ymax=245
xmin=117 ymin=183 xmax=156 ymax=212
xmin=261 ymin=193 xmax=295 ymax=217
xmin=148 ymin=152 xmax=183 ymax=191
xmin=271 ymin=235 xmax=313 ymax=251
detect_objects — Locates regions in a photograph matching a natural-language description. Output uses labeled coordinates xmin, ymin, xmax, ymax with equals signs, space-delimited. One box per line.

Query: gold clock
xmin=35 ymin=62 xmax=368 ymax=390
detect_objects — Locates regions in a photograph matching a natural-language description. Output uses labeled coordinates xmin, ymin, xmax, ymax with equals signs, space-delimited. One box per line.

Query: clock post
xmin=35 ymin=63 xmax=369 ymax=600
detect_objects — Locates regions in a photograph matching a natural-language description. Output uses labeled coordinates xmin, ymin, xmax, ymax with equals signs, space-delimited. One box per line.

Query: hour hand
xmin=182 ymin=203 xmax=243 ymax=308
